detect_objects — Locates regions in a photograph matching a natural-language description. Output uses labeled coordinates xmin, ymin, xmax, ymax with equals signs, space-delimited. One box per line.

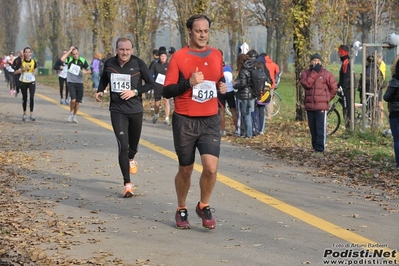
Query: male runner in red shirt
xmin=163 ymin=14 xmax=227 ymax=230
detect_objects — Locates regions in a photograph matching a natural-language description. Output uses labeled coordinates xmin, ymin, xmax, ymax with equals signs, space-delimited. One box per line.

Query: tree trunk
xmin=292 ymin=0 xmax=314 ymax=121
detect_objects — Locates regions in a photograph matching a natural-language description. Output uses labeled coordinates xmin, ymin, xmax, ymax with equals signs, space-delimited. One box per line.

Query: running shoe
xmin=67 ymin=113 xmax=73 ymax=122
xmin=152 ymin=116 xmax=158 ymax=124
xmin=22 ymin=114 xmax=27 ymax=122
xmin=65 ymin=99 xmax=69 ymax=105
xmin=175 ymin=209 xmax=190 ymax=229
xmin=60 ymin=98 xmax=65 ymax=104
xmin=30 ymin=116 xmax=36 ymax=121
xmin=129 ymin=158 xmax=138 ymax=174
xmin=123 ymin=183 xmax=135 ymax=198
xmin=195 ymin=202 xmax=216 ymax=229
xmin=72 ymin=115 xmax=78 ymax=123
xmin=220 ymin=130 xmax=226 ymax=136
xmin=164 ymin=120 xmax=171 ymax=126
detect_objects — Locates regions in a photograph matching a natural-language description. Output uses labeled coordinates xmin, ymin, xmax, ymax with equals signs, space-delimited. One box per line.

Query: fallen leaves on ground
xmin=223 ymin=120 xmax=398 ymax=199
xmin=1 ymin=104 xmax=398 ymax=265
xmin=0 ymin=119 xmax=156 ymax=266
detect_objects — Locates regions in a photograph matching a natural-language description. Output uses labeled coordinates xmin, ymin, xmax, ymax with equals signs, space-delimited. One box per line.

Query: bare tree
xmin=26 ymin=0 xmax=49 ymax=67
xmin=0 ymin=0 xmax=21 ymax=54
xmin=172 ymin=1 xmax=196 ymax=47
xmin=292 ymin=0 xmax=314 ymax=121
xmin=99 ymin=0 xmax=119 ymax=55
xmin=48 ymin=0 xmax=68 ymax=69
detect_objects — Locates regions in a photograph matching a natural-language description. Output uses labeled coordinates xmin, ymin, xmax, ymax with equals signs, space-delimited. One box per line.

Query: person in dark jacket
xmin=358 ymin=55 xmax=383 ymax=112
xmin=234 ymin=53 xmax=249 ymax=136
xmin=234 ymin=50 xmax=257 ymax=138
xmin=338 ymin=45 xmax=353 ymax=128
xmin=383 ymin=56 xmax=399 ymax=167
xmin=150 ymin=48 xmax=170 ymax=125
xmin=300 ymin=53 xmax=338 ymax=154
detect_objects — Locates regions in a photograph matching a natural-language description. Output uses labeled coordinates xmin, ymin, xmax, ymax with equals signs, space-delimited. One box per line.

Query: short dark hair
xmin=186 ymin=15 xmax=212 ymax=30
xmin=153 ymin=49 xmax=159 ymax=56
xmin=115 ymin=37 xmax=133 ymax=49
xmin=23 ymin=47 xmax=32 ymax=53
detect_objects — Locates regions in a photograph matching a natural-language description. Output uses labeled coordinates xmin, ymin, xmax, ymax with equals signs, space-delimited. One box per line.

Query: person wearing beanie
xmin=338 ymin=44 xmax=354 ymax=129
xmin=300 ymin=52 xmax=338 ymax=155
xmin=383 ymin=56 xmax=399 ymax=167
xmin=357 ymin=54 xmax=383 ymax=105
xmin=150 ymin=46 xmax=170 ymax=125
xmin=158 ymin=49 xmax=167 ymax=57
xmin=246 ymin=49 xmax=258 ymax=59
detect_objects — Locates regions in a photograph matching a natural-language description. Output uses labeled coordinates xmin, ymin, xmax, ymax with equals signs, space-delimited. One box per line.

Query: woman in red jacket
xmin=300 ymin=53 xmax=338 ymax=155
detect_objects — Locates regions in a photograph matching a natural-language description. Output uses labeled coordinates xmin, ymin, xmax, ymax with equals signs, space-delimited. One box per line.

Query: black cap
xmin=246 ymin=49 xmax=258 ymax=59
xmin=159 ymin=49 xmax=167 ymax=56
xmin=153 ymin=49 xmax=159 ymax=56
xmin=169 ymin=47 xmax=176 ymax=55
xmin=366 ymin=55 xmax=374 ymax=63
xmin=310 ymin=53 xmax=322 ymax=61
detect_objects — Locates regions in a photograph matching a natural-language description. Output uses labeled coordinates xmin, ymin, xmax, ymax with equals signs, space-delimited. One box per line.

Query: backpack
xmin=250 ymin=67 xmax=271 ymax=104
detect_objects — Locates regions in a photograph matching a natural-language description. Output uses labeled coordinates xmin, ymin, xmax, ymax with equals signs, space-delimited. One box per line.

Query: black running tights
xmin=110 ymin=111 xmax=143 ymax=185
xmin=21 ymin=82 xmax=36 ymax=112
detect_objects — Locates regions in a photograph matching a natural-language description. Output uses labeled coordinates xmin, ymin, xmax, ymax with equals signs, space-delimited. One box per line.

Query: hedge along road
xmin=1 ymin=79 xmax=398 ymax=266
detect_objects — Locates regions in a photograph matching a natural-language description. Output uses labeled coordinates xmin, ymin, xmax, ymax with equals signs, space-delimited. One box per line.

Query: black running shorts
xmin=217 ymin=91 xmax=236 ymax=109
xmin=68 ymin=82 xmax=84 ymax=103
xmin=172 ymin=113 xmax=221 ymax=166
xmin=154 ymin=85 xmax=163 ymax=101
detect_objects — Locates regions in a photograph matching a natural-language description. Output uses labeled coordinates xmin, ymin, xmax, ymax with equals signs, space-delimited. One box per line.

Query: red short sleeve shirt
xmin=164 ymin=46 xmax=224 ymax=117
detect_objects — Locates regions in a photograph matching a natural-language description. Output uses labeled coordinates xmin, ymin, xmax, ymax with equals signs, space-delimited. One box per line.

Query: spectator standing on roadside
xmin=53 ymin=50 xmax=69 ymax=105
xmin=337 ymin=45 xmax=354 ymax=129
xmin=91 ymin=53 xmax=102 ymax=91
xmin=377 ymin=53 xmax=387 ymax=122
xmin=234 ymin=53 xmax=249 ymax=137
xmin=14 ymin=47 xmax=38 ymax=121
xmin=383 ymin=56 xmax=399 ymax=167
xmin=300 ymin=53 xmax=337 ymax=155
xmin=95 ymin=37 xmax=156 ymax=198
xmin=163 ymin=15 xmax=227 ymax=230
xmin=60 ymin=46 xmax=91 ymax=123
xmin=234 ymin=50 xmax=258 ymax=138
xmin=262 ymin=53 xmax=280 ymax=121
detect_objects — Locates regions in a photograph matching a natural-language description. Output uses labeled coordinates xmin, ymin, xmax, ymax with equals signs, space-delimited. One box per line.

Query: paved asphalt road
xmin=0 ymin=79 xmax=398 ymax=266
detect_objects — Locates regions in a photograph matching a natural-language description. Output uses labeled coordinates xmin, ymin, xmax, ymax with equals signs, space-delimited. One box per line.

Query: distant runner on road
xmin=14 ymin=47 xmax=37 ymax=121
xmin=60 ymin=46 xmax=91 ymax=123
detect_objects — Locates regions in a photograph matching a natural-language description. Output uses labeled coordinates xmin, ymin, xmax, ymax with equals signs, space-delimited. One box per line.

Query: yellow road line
xmin=36 ymin=92 xmax=397 ymax=260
